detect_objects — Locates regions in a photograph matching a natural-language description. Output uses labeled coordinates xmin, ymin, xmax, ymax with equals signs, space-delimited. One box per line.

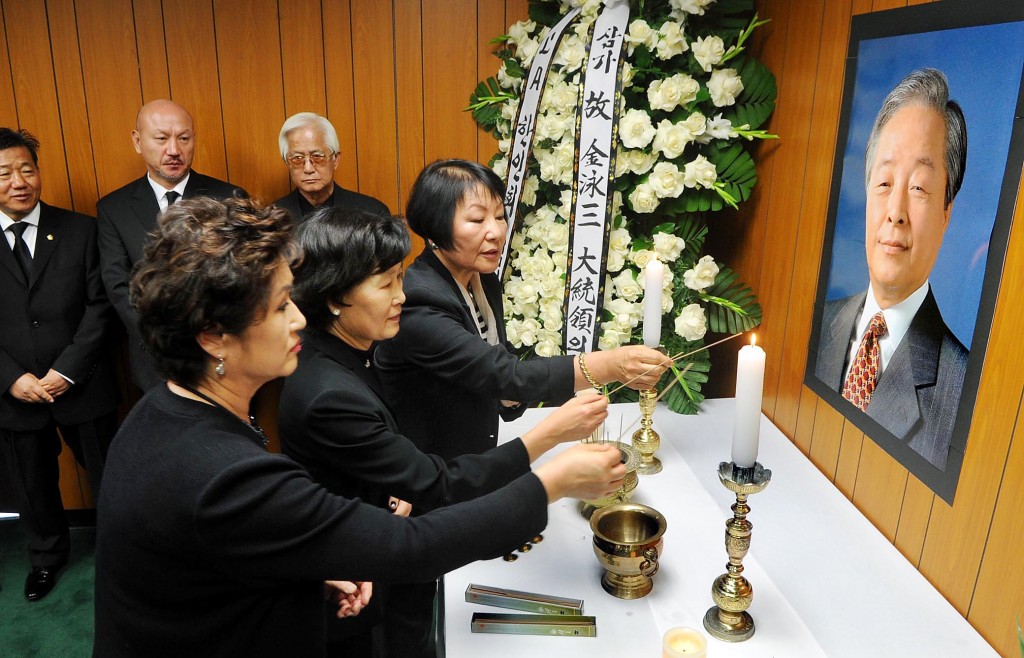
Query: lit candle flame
xmin=750 ymin=333 xmax=757 ymax=347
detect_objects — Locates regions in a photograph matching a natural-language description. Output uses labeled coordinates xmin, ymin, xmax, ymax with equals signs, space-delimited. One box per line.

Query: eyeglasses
xmin=285 ymin=151 xmax=335 ymax=168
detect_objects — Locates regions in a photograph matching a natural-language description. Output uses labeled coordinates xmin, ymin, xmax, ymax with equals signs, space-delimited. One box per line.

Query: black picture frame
xmin=805 ymin=1 xmax=1024 ymax=504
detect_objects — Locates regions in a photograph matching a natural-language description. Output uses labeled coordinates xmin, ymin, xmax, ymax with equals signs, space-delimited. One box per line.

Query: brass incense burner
xmin=590 ymin=502 xmax=667 ymax=599
xmin=703 ymin=461 xmax=772 ymax=642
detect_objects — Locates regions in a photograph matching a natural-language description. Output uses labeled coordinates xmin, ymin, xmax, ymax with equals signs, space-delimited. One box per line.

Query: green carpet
xmin=0 ymin=519 xmax=95 ymax=657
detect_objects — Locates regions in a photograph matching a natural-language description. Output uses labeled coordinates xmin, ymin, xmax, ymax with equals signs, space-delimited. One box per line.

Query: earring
xmin=215 ymin=356 xmax=225 ymax=377
xmin=330 ymin=307 xmax=341 ymax=316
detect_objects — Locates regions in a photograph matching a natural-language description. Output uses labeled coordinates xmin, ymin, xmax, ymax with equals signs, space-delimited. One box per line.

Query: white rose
xmin=647 ymin=73 xmax=699 ymax=112
xmin=625 ymin=19 xmax=657 ymax=54
xmin=492 ymin=157 xmax=509 ymax=180
xmin=501 ymin=99 xmax=519 ymax=122
xmin=553 ymin=140 xmax=575 ymax=185
xmin=692 ymin=35 xmax=726 ymax=72
xmin=697 ymin=113 xmax=735 ymax=143
xmin=609 ymin=227 xmax=632 ymax=251
xmin=684 ymin=255 xmax=720 ymax=292
xmin=628 ymin=183 xmax=659 ymax=214
xmin=674 ymin=303 xmax=707 ymax=341
xmin=626 ymin=149 xmax=659 ymax=175
xmin=621 ymin=61 xmax=635 ymax=88
xmin=599 ymin=323 xmax=629 ymax=350
xmin=606 ymin=249 xmax=626 ymax=273
xmin=661 ymin=294 xmax=675 ymax=314
xmin=630 ymin=248 xmax=656 ymax=269
xmin=558 ymin=189 xmax=574 ymax=218
xmin=653 ymin=232 xmax=686 ymax=261
xmin=656 ymin=21 xmax=688 ymax=60
xmin=681 ymin=111 xmax=707 ymax=141
xmin=708 ymin=68 xmax=744 ymax=107
xmin=619 ymin=109 xmax=656 ymax=149
xmin=539 ymin=274 xmax=563 ymax=301
xmin=534 ymin=332 xmax=562 ymax=357
xmin=647 ymin=162 xmax=686 ymax=199
xmin=508 ymin=19 xmax=536 ymax=45
xmin=670 ymin=0 xmax=713 ymax=16
xmin=539 ymin=300 xmax=564 ymax=331
xmin=498 ymin=137 xmax=511 ymax=154
xmin=614 ymin=110 xmax=655 ymax=150
xmin=497 ymin=62 xmax=520 ymax=89
xmin=683 ymin=155 xmax=718 ymax=189
xmin=551 ymin=251 xmax=568 ymax=271
xmin=536 ymin=112 xmax=569 ymax=142
xmin=547 ymin=82 xmax=577 ymax=115
xmin=535 ymin=148 xmax=560 ymax=183
xmin=612 ymin=270 xmax=643 ymax=302
xmin=506 ymin=318 xmax=524 ymax=347
xmin=652 ymin=119 xmax=692 ymax=160
xmin=555 ymin=34 xmax=586 ymax=71
xmin=518 ymin=37 xmax=541 ymax=66
xmin=519 ymin=318 xmax=543 ymax=346
xmin=605 ymin=297 xmax=641 ymax=328
xmin=521 ymin=176 xmax=539 ymax=206
xmin=542 ymin=222 xmax=570 ymax=253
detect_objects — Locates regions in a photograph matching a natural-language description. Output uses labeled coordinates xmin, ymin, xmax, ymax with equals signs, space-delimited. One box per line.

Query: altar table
xmin=440 ymin=399 xmax=997 ymax=657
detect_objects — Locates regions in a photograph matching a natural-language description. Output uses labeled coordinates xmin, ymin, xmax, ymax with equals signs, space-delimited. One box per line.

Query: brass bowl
xmin=590 ymin=502 xmax=667 ymax=599
xmin=578 ymin=442 xmax=641 ymax=520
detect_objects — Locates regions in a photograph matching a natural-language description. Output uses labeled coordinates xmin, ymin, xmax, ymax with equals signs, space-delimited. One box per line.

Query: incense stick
xmin=605 ymin=332 xmax=746 ymax=397
xmin=606 ymin=362 xmax=693 ymax=444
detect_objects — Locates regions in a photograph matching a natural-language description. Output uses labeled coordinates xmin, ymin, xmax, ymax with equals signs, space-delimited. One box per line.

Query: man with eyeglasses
xmin=272 ymin=112 xmax=389 ymax=222
xmin=97 ymin=99 xmax=246 ymax=391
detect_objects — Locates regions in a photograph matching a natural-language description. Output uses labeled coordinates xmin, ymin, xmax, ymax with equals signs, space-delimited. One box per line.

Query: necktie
xmin=165 ymin=190 xmax=181 ymax=206
xmin=841 ymin=312 xmax=887 ymax=411
xmin=8 ymin=222 xmax=32 ymax=280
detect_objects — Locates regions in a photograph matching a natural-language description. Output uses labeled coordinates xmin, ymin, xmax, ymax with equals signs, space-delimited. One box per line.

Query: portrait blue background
xmin=826 ymin=21 xmax=1024 ymax=349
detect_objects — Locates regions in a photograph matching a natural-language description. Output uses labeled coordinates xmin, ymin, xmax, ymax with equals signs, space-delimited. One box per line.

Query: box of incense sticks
xmin=465 ymin=584 xmax=584 ymax=615
xmin=469 ymin=613 xmax=597 ymax=637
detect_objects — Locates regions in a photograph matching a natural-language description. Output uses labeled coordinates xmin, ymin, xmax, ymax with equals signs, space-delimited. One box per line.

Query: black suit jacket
xmin=814 ymin=289 xmax=968 ymax=470
xmin=0 ymin=203 xmax=117 ymax=430
xmin=96 ymin=172 xmax=246 ymax=389
xmin=376 ymin=249 xmax=575 ymax=460
xmin=278 ymin=328 xmax=530 ymax=513
xmin=271 ymin=186 xmax=389 ymax=223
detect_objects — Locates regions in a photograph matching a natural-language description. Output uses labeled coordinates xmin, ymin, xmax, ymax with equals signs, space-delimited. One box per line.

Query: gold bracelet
xmin=578 ymin=353 xmax=601 ymax=390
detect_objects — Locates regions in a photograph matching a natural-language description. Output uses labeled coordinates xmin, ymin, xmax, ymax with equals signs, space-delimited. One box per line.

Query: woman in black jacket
xmin=279 ymin=208 xmax=612 ymax=657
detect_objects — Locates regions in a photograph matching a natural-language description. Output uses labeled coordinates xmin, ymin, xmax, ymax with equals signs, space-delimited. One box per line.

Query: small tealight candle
xmin=643 ymin=257 xmax=664 ymax=347
xmin=662 ymin=626 xmax=708 ymax=658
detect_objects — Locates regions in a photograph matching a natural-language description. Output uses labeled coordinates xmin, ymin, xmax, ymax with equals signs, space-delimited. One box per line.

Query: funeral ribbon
xmin=498 ymin=7 xmax=582 ymax=279
xmin=562 ymin=0 xmax=630 ymax=354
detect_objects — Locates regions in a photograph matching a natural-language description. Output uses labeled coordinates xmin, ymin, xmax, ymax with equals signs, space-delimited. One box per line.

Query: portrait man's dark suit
xmin=815 ymin=290 xmax=968 ymax=470
xmin=0 ymin=201 xmax=118 ymax=589
xmin=97 ymin=173 xmax=243 ymax=389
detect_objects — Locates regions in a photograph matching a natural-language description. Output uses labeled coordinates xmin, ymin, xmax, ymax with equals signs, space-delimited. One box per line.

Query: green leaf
xmin=701 ymin=266 xmax=762 ymax=334
xmin=724 ymin=56 xmax=777 ymax=131
xmin=504 ymin=57 xmax=526 ymax=79
xmin=467 ymin=77 xmax=512 ymax=128
xmin=659 ymin=353 xmax=711 ymax=415
xmin=528 ymin=0 xmax=563 ymax=26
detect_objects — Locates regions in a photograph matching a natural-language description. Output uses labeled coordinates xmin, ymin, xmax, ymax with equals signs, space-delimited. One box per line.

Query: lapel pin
xmin=47 ymin=234 xmax=53 ymax=240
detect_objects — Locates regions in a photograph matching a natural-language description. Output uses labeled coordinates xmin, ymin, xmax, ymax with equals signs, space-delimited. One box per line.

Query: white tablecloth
xmin=441 ymin=399 xmax=997 ymax=658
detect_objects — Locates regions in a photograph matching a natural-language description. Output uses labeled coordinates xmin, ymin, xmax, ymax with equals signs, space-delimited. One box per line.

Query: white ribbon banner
xmin=562 ymin=1 xmax=629 ymax=354
xmin=498 ymin=7 xmax=582 ymax=279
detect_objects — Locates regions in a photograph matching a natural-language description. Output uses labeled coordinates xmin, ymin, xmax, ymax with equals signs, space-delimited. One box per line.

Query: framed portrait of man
xmin=805 ymin=2 xmax=1024 ymax=504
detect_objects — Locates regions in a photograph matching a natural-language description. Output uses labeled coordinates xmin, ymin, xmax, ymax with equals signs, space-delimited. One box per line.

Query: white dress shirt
xmin=1 ymin=202 xmax=41 ymax=255
xmin=147 ymin=172 xmax=190 ymax=210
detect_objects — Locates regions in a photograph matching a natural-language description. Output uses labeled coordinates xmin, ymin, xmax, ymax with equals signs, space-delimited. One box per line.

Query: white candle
xmin=732 ymin=335 xmax=766 ymax=467
xmin=662 ymin=626 xmax=708 ymax=658
xmin=643 ymin=258 xmax=664 ymax=347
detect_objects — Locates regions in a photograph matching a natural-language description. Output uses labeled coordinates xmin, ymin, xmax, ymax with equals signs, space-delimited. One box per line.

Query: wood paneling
xmin=1 ymin=1 xmax=1020 ymax=654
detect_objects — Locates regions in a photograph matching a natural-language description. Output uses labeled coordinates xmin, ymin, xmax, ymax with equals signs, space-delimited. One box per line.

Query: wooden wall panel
xmin=131 ymin=0 xmax=171 ymax=103
xmin=1 ymin=1 xmax=1021 ymax=654
xmin=322 ymin=0 xmax=360 ymax=197
xmin=350 ymin=1 xmax=401 ymax=211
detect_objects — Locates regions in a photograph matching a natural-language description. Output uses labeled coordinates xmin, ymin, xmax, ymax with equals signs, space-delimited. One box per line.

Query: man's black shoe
xmin=25 ymin=566 xmax=60 ymax=601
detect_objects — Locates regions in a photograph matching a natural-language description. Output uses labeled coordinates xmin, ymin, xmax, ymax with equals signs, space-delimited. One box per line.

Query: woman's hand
xmin=324 ymin=580 xmax=373 ymax=618
xmin=520 ymin=392 xmax=609 ymax=460
xmin=534 ymin=443 xmax=627 ymax=502
xmin=387 ymin=497 xmax=412 ymax=517
xmin=577 ymin=346 xmax=671 ymax=391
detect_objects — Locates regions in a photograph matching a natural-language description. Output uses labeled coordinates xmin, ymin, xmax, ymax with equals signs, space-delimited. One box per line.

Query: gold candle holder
xmin=632 ymin=387 xmax=662 ymax=474
xmin=703 ymin=461 xmax=772 ymax=642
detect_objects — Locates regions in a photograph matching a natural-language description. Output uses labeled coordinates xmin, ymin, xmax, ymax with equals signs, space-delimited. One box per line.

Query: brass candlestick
xmin=631 ymin=387 xmax=662 ymax=474
xmin=703 ymin=461 xmax=772 ymax=642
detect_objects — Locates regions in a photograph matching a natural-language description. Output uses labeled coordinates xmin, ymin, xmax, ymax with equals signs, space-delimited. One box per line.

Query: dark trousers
xmin=383 ymin=580 xmax=437 ymax=658
xmin=0 ymin=412 xmax=116 ymax=567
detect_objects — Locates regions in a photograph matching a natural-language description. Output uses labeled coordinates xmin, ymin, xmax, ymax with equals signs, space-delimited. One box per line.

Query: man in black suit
xmin=97 ymin=99 xmax=246 ymax=390
xmin=815 ymin=69 xmax=968 ymax=470
xmin=272 ymin=112 xmax=388 ymax=221
xmin=0 ymin=128 xmax=118 ymax=600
